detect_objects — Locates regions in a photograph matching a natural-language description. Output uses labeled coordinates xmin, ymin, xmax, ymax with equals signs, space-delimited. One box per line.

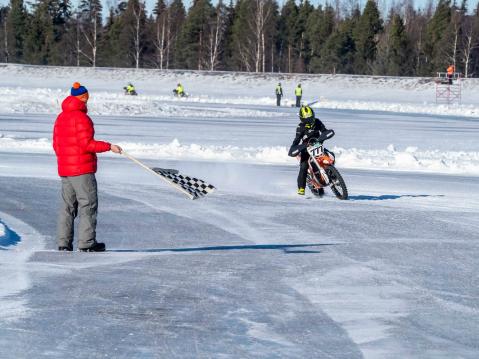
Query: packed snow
xmin=2 ymin=134 xmax=479 ymax=176
xmin=0 ymin=64 xmax=478 ymax=358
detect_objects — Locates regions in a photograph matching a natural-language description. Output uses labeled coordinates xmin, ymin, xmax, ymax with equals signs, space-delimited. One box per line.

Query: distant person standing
xmin=446 ymin=65 xmax=455 ymax=84
xmin=275 ymin=82 xmax=283 ymax=106
xmin=295 ymin=84 xmax=302 ymax=107
xmin=53 ymin=82 xmax=123 ymax=252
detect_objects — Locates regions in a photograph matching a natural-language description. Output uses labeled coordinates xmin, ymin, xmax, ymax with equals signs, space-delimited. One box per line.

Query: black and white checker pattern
xmin=153 ymin=168 xmax=216 ymax=200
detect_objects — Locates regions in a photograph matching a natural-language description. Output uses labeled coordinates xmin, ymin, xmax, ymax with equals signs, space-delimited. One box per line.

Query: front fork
xmin=308 ymin=158 xmax=330 ymax=187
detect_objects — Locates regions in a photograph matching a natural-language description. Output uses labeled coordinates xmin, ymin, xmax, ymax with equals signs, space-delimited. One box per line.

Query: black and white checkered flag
xmin=152 ymin=168 xmax=216 ymax=200
xmin=122 ymin=152 xmax=216 ymax=200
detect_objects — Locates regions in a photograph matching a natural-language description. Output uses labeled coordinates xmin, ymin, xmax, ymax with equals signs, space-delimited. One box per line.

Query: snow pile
xmin=2 ymin=134 xmax=479 ymax=175
xmin=333 ymin=145 xmax=479 ymax=175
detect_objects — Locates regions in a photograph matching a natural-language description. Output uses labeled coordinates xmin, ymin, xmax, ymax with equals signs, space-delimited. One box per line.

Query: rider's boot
xmin=297 ymin=188 xmax=305 ymax=195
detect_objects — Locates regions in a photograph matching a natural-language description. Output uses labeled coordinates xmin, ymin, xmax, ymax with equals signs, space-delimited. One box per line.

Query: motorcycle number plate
xmin=310 ymin=144 xmax=322 ymax=156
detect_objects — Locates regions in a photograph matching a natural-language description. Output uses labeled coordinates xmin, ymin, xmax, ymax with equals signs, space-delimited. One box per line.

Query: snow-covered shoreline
xmin=1 ymin=63 xmax=478 ymax=118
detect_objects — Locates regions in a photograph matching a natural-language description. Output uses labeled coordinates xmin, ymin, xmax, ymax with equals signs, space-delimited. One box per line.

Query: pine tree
xmin=294 ymin=0 xmax=313 ymax=72
xmin=423 ymin=0 xmax=451 ymax=75
xmin=50 ymin=0 xmax=73 ymax=64
xmin=221 ymin=0 xmax=235 ymax=70
xmin=320 ymin=18 xmax=356 ymax=74
xmin=307 ymin=4 xmax=335 ymax=73
xmin=0 ymin=6 xmax=8 ymax=62
xmin=278 ymin=0 xmax=298 ymax=72
xmin=386 ymin=14 xmax=413 ymax=75
xmin=353 ymin=0 xmax=383 ymax=74
xmin=100 ymin=2 xmax=127 ymax=67
xmin=5 ymin=0 xmax=27 ymax=62
xmin=24 ymin=0 xmax=55 ymax=64
xmin=176 ymin=0 xmax=214 ymax=70
xmin=167 ymin=0 xmax=186 ymax=68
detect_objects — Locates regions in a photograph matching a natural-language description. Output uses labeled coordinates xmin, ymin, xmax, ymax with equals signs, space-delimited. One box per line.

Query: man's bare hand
xmin=111 ymin=144 xmax=122 ymax=154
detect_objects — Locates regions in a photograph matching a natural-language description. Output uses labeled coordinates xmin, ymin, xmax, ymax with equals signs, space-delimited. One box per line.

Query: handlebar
xmin=308 ymin=129 xmax=335 ymax=145
xmin=288 ymin=129 xmax=335 ymax=157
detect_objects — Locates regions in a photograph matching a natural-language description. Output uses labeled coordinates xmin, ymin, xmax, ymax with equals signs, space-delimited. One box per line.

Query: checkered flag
xmin=152 ymin=168 xmax=216 ymax=200
xmin=122 ymin=151 xmax=216 ymax=200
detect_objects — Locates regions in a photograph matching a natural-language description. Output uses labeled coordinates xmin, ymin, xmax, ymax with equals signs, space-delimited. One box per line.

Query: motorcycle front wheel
xmin=327 ymin=166 xmax=348 ymax=200
xmin=306 ymin=174 xmax=324 ymax=197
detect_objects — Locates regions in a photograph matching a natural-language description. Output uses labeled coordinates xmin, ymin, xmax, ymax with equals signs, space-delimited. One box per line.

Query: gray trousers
xmin=57 ymin=173 xmax=98 ymax=249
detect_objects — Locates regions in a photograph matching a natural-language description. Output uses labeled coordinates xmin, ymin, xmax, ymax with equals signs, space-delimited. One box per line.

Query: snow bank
xmin=312 ymin=100 xmax=479 ymax=118
xmin=2 ymin=134 xmax=479 ymax=176
xmin=1 ymin=63 xmax=478 ymax=118
xmin=1 ymin=85 xmax=477 ymax=119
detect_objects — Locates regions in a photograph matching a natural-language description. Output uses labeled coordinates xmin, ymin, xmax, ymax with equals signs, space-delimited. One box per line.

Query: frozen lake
xmin=0 ymin=68 xmax=478 ymax=358
xmin=0 ymin=108 xmax=479 ymax=358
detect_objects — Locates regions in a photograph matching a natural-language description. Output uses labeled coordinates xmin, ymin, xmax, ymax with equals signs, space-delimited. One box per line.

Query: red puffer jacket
xmin=53 ymin=96 xmax=111 ymax=177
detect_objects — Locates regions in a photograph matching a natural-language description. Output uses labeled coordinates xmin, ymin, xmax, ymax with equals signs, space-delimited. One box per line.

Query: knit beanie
xmin=71 ymin=82 xmax=88 ymax=97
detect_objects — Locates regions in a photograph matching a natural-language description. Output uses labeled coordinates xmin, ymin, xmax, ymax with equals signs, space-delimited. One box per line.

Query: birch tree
xmin=205 ymin=0 xmax=227 ymax=70
xmin=78 ymin=0 xmax=102 ymax=66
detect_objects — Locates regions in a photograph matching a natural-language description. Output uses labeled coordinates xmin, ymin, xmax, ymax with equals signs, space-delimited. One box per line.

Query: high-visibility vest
xmin=177 ymin=85 xmax=184 ymax=94
xmin=295 ymin=87 xmax=302 ymax=96
xmin=127 ymin=85 xmax=134 ymax=92
xmin=276 ymin=86 xmax=282 ymax=95
xmin=447 ymin=66 xmax=454 ymax=75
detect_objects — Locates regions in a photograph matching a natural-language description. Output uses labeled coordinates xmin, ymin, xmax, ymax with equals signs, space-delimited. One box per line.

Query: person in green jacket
xmin=295 ymin=84 xmax=302 ymax=107
xmin=275 ymin=82 xmax=283 ymax=106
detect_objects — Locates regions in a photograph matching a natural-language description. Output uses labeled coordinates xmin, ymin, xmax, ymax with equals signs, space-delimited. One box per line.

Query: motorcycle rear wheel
xmin=327 ymin=166 xmax=348 ymax=200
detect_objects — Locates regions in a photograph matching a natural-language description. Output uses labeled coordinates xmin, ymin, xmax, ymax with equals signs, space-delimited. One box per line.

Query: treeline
xmin=1 ymin=0 xmax=479 ymax=77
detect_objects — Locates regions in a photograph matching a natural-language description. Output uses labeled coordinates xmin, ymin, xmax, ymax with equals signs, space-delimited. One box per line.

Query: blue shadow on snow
xmin=109 ymin=243 xmax=335 ymax=254
xmin=349 ymin=194 xmax=444 ymax=201
xmin=0 ymin=220 xmax=21 ymax=250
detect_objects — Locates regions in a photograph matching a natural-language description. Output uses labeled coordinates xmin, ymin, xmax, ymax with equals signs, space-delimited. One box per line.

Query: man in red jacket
xmin=53 ymin=82 xmax=122 ymax=252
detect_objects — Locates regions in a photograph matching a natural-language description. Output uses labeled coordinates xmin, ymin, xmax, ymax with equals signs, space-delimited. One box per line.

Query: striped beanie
xmin=71 ymin=82 xmax=88 ymax=96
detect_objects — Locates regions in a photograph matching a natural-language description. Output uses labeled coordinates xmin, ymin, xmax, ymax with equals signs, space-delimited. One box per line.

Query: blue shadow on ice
xmin=109 ymin=243 xmax=334 ymax=254
xmin=0 ymin=220 xmax=21 ymax=249
xmin=349 ymin=194 xmax=444 ymax=201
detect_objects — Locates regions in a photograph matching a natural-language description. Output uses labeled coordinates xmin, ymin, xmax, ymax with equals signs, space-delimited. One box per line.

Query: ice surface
xmin=0 ymin=65 xmax=478 ymax=358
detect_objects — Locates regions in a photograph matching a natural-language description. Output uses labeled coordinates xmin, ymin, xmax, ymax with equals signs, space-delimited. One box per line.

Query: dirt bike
xmin=124 ymin=87 xmax=138 ymax=96
xmin=173 ymin=90 xmax=189 ymax=98
xmin=292 ymin=129 xmax=348 ymax=200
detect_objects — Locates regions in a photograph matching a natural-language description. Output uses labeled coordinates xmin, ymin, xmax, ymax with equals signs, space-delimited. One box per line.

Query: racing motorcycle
xmin=291 ymin=129 xmax=348 ymax=200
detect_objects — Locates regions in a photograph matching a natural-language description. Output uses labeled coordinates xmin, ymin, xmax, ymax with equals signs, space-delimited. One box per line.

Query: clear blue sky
xmin=1 ymin=0 xmax=478 ymax=16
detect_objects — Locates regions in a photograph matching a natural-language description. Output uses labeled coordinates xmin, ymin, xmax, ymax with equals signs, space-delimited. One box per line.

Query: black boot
xmin=79 ymin=242 xmax=106 ymax=252
xmin=58 ymin=245 xmax=73 ymax=251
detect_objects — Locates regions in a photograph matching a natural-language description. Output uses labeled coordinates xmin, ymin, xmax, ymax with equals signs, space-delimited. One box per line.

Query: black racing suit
xmin=291 ymin=118 xmax=327 ymax=189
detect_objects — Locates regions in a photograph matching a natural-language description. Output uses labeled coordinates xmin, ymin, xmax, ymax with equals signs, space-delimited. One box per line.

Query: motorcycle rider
xmin=124 ymin=83 xmax=136 ymax=95
xmin=289 ymin=105 xmax=328 ymax=196
xmin=173 ymin=83 xmax=185 ymax=97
